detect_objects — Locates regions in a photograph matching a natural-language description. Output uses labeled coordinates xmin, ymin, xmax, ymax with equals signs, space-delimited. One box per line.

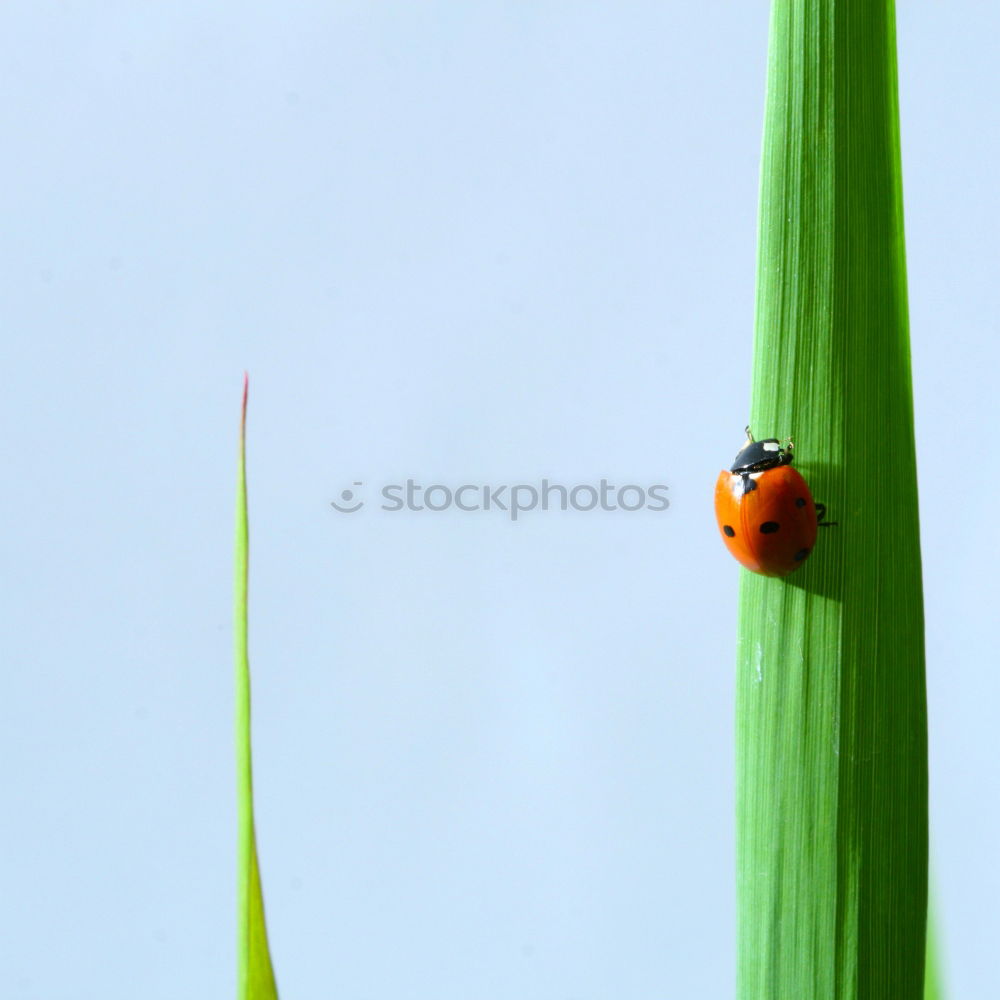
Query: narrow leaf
xmin=923 ymin=901 xmax=944 ymax=1000
xmin=234 ymin=374 xmax=279 ymax=1000
xmin=736 ymin=2 xmax=928 ymax=997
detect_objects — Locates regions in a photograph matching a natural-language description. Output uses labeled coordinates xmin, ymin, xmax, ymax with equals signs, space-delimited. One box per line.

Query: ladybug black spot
xmin=760 ymin=521 xmax=780 ymax=534
xmin=723 ymin=525 xmax=735 ymax=537
xmin=794 ymin=548 xmax=809 ymax=561
xmin=795 ymin=497 xmax=806 ymax=508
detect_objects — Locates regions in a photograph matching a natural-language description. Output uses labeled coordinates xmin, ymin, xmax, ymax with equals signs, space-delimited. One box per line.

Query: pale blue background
xmin=2 ymin=3 xmax=996 ymax=998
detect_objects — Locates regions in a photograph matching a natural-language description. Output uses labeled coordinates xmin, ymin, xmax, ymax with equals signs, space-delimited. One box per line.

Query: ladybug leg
xmin=816 ymin=502 xmax=839 ymax=528
xmin=744 ymin=425 xmax=754 ymax=442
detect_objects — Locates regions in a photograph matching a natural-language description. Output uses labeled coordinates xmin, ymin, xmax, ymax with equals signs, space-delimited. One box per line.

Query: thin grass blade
xmin=234 ymin=375 xmax=279 ymax=1000
xmin=923 ymin=902 xmax=944 ymax=1000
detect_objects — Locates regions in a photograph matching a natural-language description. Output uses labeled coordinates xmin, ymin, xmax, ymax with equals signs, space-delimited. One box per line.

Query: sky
xmin=2 ymin=3 xmax=998 ymax=998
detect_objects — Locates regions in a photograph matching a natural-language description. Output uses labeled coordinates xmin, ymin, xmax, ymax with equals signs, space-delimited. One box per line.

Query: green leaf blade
xmin=234 ymin=375 xmax=279 ymax=1000
xmin=737 ymin=2 xmax=928 ymax=997
xmin=923 ymin=900 xmax=944 ymax=1000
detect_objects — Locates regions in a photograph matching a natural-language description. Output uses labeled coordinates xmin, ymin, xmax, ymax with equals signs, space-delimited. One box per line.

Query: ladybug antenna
xmin=744 ymin=425 xmax=754 ymax=442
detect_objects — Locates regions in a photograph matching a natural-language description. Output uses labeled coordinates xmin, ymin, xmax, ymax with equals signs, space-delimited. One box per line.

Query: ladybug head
xmin=730 ymin=429 xmax=793 ymax=474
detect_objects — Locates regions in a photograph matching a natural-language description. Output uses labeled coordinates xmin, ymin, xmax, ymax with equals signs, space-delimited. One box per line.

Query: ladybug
xmin=714 ymin=427 xmax=834 ymax=577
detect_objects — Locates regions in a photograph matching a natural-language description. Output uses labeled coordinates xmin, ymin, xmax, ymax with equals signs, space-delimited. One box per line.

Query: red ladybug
xmin=714 ymin=428 xmax=833 ymax=576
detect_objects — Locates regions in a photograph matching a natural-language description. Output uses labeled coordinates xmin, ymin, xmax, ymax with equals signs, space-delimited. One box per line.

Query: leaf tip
xmin=241 ymin=372 xmax=249 ymax=438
